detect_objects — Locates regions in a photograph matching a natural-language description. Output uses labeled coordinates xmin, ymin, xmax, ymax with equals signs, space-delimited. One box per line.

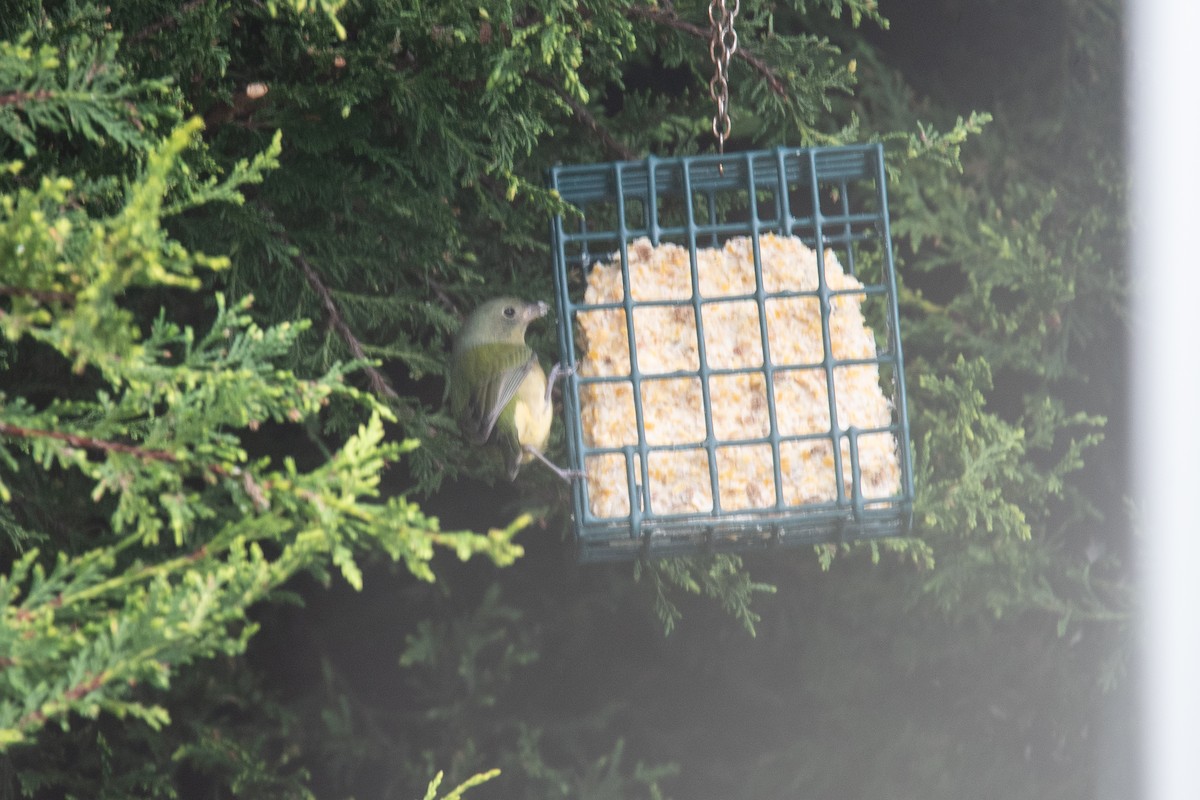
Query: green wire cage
xmin=548 ymin=144 xmax=913 ymax=562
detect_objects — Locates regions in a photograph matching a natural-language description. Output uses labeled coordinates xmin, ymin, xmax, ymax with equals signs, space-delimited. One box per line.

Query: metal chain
xmin=708 ymin=0 xmax=739 ymax=155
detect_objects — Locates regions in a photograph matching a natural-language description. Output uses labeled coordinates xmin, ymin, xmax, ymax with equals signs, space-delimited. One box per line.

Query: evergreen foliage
xmin=0 ymin=0 xmax=1127 ymax=797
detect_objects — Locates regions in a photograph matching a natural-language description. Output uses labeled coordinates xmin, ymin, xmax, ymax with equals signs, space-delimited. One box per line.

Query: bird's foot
xmin=523 ymin=445 xmax=585 ymax=483
xmin=544 ymin=361 xmax=575 ymax=403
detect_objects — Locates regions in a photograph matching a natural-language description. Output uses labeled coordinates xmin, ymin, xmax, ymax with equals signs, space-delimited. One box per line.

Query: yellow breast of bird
xmin=512 ymin=360 xmax=552 ymax=457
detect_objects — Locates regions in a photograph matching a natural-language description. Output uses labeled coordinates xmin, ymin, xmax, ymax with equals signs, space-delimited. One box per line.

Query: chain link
xmin=708 ymin=0 xmax=739 ymax=155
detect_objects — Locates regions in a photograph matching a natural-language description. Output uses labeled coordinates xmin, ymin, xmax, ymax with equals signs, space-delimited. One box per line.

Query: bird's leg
xmin=523 ymin=445 xmax=585 ymax=483
xmin=544 ymin=361 xmax=574 ymax=404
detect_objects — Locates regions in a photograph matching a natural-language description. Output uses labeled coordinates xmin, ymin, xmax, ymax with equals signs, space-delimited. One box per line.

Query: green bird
xmin=447 ymin=297 xmax=581 ymax=482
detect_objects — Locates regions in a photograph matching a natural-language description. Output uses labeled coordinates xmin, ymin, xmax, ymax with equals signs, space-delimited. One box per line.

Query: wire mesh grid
xmin=548 ymin=145 xmax=913 ymax=562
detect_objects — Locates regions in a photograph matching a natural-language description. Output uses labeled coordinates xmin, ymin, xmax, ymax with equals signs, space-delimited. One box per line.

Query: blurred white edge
xmin=1130 ymin=1 xmax=1200 ymax=799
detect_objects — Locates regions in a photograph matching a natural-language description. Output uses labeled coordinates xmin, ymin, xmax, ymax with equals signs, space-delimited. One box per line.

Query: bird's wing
xmin=452 ymin=343 xmax=537 ymax=445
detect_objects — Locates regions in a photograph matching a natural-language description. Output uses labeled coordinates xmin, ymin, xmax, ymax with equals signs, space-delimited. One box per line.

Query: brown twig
xmin=626 ymin=5 xmax=788 ymax=98
xmin=0 ymin=422 xmax=276 ymax=503
xmin=203 ymin=84 xmax=270 ymax=129
xmin=425 ymin=274 xmax=460 ymax=319
xmin=0 ymin=421 xmax=180 ymax=463
xmin=291 ymin=247 xmax=401 ymax=401
xmin=0 ymin=286 xmax=77 ymax=306
xmin=128 ymin=0 xmax=211 ymax=44
xmin=0 ymin=90 xmax=52 ymax=108
xmin=252 ymin=204 xmax=400 ymax=401
xmin=536 ymin=77 xmax=637 ymax=161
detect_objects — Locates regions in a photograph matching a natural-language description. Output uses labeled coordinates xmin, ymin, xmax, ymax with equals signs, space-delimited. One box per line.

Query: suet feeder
xmin=548 ymin=145 xmax=914 ymax=562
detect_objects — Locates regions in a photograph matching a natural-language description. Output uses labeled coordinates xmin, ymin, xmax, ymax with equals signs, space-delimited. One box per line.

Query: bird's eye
xmin=503 ymin=306 xmax=516 ymax=318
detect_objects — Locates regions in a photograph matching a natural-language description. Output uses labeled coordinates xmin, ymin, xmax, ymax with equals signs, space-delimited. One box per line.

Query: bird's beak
xmin=529 ymin=300 xmax=550 ymax=321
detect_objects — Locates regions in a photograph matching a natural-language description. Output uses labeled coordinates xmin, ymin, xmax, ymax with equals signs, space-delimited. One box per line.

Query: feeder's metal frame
xmin=548 ymin=144 xmax=914 ymax=562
